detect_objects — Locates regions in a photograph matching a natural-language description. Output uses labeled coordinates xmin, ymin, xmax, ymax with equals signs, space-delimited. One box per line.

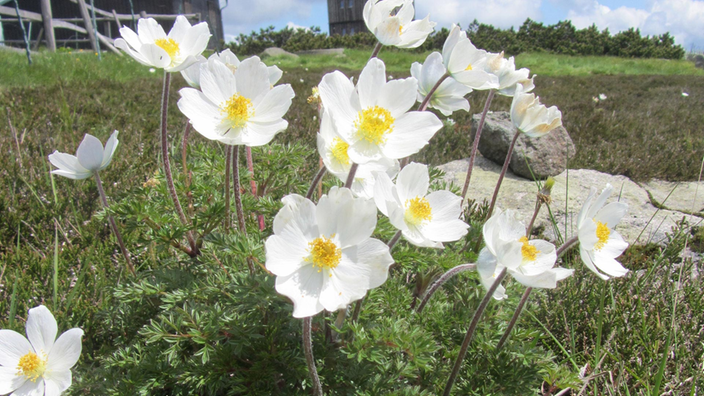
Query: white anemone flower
xmin=477 ymin=209 xmax=574 ymax=300
xmin=48 ymin=131 xmax=119 ymax=180
xmin=265 ymin=187 xmax=394 ymax=318
xmin=410 ymin=52 xmax=471 ymax=116
xmin=0 ymin=305 xmax=83 ymax=396
xmin=318 ymin=58 xmax=443 ymax=164
xmin=484 ymin=51 xmax=535 ymax=97
xmin=317 ymin=111 xmax=399 ymax=199
xmin=510 ymin=83 xmax=562 ymax=138
xmin=181 ymin=49 xmax=283 ymax=89
xmin=363 ymin=0 xmax=436 ymax=49
xmin=374 ymin=162 xmax=468 ymax=248
xmin=177 ymin=57 xmax=295 ymax=146
xmin=577 ymin=184 xmax=629 ymax=280
xmin=115 ymin=16 xmax=210 ymax=72
xmin=442 ymin=25 xmax=499 ymax=90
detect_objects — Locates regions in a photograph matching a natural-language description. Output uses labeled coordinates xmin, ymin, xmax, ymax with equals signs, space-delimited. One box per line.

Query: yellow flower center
xmin=398 ymin=25 xmax=403 ymax=35
xmin=17 ymin=351 xmax=47 ymax=382
xmin=307 ymin=236 xmax=341 ymax=272
xmin=465 ymin=63 xmax=473 ymax=71
xmin=594 ymin=221 xmax=610 ymax=251
xmin=519 ymin=236 xmax=540 ymax=262
xmin=331 ymin=138 xmax=350 ymax=165
xmin=404 ymin=197 xmax=432 ymax=226
xmin=222 ymin=94 xmax=254 ymax=129
xmin=354 ymin=106 xmax=394 ymax=145
xmin=154 ymin=38 xmax=180 ymax=59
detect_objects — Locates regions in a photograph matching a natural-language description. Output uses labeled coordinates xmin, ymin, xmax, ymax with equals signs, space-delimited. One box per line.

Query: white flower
xmin=598 ymin=93 xmax=607 ymax=100
xmin=177 ymin=57 xmax=295 ymax=146
xmin=510 ymin=83 xmax=562 ymax=138
xmin=442 ymin=25 xmax=499 ymax=90
xmin=484 ymin=51 xmax=534 ymax=97
xmin=577 ymin=184 xmax=629 ymax=280
xmin=0 ymin=305 xmax=83 ymax=396
xmin=374 ymin=162 xmax=468 ymax=248
xmin=477 ymin=209 xmax=574 ymax=300
xmin=363 ymin=0 xmax=435 ymax=49
xmin=318 ymin=58 xmax=443 ymax=164
xmin=682 ymin=92 xmax=689 ymax=97
xmin=317 ymin=111 xmax=399 ymax=199
xmin=48 ymin=131 xmax=119 ymax=180
xmin=410 ymin=52 xmax=471 ymax=116
xmin=182 ymin=49 xmax=283 ymax=89
xmin=265 ymin=187 xmax=394 ymax=318
xmin=115 ymin=16 xmax=211 ymax=72
xmin=592 ymin=96 xmax=599 ymax=103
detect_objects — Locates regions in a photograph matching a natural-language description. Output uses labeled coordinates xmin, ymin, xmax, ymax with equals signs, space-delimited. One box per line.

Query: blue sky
xmin=221 ymin=0 xmax=704 ymax=51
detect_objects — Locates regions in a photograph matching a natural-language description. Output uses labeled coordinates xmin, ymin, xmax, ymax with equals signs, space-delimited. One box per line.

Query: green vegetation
xmin=0 ymin=50 xmax=702 ymax=395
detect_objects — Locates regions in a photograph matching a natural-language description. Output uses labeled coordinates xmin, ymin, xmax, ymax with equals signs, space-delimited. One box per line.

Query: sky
xmin=220 ymin=0 xmax=704 ymax=52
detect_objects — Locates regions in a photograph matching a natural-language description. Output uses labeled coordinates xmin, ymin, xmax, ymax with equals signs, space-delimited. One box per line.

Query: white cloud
xmin=565 ymin=0 xmax=704 ymax=50
xmin=414 ymin=0 xmax=542 ymax=30
xmin=286 ymin=21 xmax=310 ymax=31
xmin=221 ymin=0 xmax=323 ymax=38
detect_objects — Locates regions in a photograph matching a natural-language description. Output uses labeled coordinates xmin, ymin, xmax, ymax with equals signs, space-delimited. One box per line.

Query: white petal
xmin=137 ymin=43 xmax=171 ymax=69
xmin=177 ymin=88 xmax=224 ymax=141
xmin=100 ymin=130 xmax=119 ymax=170
xmin=377 ymin=78 xmax=417 ymax=118
xmin=595 ymin=202 xmax=628 ymax=229
xmin=317 ymin=187 xmax=377 ymax=248
xmin=137 ymin=18 xmax=167 ymax=42
xmin=580 ymin=247 xmax=610 ymax=280
xmin=268 ymin=65 xmax=283 ymax=85
xmin=373 ymin=17 xmax=402 ymax=47
xmin=476 ymin=248 xmax=507 ymax=300
xmin=251 ymin=84 xmax=295 ymax=123
xmin=114 ymin=38 xmax=151 ymax=66
xmin=357 ymin=58 xmax=386 ymax=109
xmin=243 ymin=119 xmax=288 ymax=146
xmin=200 ymin=58 xmax=237 ymax=106
xmin=510 ymin=269 xmax=559 ymax=289
xmin=265 ymin=235 xmax=309 ymax=277
xmin=178 ymin=21 xmax=210 ymax=57
xmin=235 ymin=57 xmax=271 ymax=103
xmin=43 ymin=369 xmax=72 ymax=396
xmin=577 ymin=187 xmax=597 ymax=228
xmin=496 ymin=239 xmax=522 ymax=270
xmin=76 ymin=134 xmax=104 ymax=171
xmin=599 ymin=231 xmax=629 ymax=259
xmin=48 ymin=152 xmax=88 ymax=175
xmin=382 ymin=112 xmax=442 ymax=159
xmin=319 ymin=71 xmax=359 ymax=137
xmin=396 ymin=162 xmax=429 ymax=203
xmin=592 ymin=251 xmax=629 ymax=278
xmin=9 ymin=378 xmax=43 ymax=396
xmin=0 ymin=366 xmax=25 ymax=394
xmin=166 ymin=15 xmax=190 ymax=43
xmin=26 ymin=305 xmax=57 ymax=355
xmin=397 ymin=16 xmax=435 ymax=48
xmin=373 ymin=171 xmax=399 ymax=217
xmin=588 ymin=185 xmax=613 ymax=221
xmin=273 ymin=194 xmax=318 ymax=238
xmin=46 ymin=328 xmax=83 ymax=371
xmin=51 ymin=169 xmax=92 ymax=180
xmin=275 ymin=265 xmax=325 ymax=318
xmin=117 ymin=26 xmax=142 ymax=50
xmin=0 ymin=330 xmax=32 ymax=366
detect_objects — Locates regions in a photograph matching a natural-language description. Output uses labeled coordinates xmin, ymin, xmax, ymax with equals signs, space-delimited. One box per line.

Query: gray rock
xmin=259 ymin=47 xmax=299 ymax=59
xmin=437 ymin=155 xmax=702 ymax=246
xmin=471 ymin=111 xmax=576 ymax=180
xmin=295 ymin=48 xmax=345 ymax=56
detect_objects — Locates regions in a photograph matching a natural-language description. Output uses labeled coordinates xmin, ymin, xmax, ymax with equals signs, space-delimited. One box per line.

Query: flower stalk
xmin=370 ymin=42 xmax=383 ymax=59
xmin=303 ymin=316 xmax=323 ymax=396
xmin=461 ymin=89 xmax=495 ymax=199
xmin=232 ymin=145 xmax=246 ymax=232
xmin=306 ymin=166 xmax=327 ymax=200
xmin=160 ymin=71 xmax=198 ymax=256
xmin=418 ymin=73 xmax=450 ymax=112
xmin=94 ymin=172 xmax=135 ymax=275
xmin=443 ymin=267 xmax=508 ymax=396
xmin=416 ymin=263 xmax=476 ymax=313
xmin=224 ymin=145 xmax=232 ymax=230
xmin=486 ymin=130 xmax=520 ymax=220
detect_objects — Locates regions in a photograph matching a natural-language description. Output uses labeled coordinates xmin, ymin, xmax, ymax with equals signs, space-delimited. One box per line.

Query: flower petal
xmin=357 ymin=58 xmax=386 ymax=109
xmin=580 ymin=247 xmax=610 ymax=280
xmin=75 ymin=134 xmax=104 ymax=172
xmin=275 ymin=265 xmax=325 ymax=318
xmin=317 ymin=187 xmax=377 ymax=248
xmin=48 ymin=152 xmax=88 ymax=176
xmin=251 ymin=84 xmax=295 ymax=123
xmin=25 ymin=305 xmax=57 ymax=355
xmin=235 ymin=56 xmax=271 ymax=103
xmin=200 ymin=58 xmax=237 ymax=106
xmin=382 ymin=112 xmax=442 ymax=159
xmin=243 ymin=119 xmax=288 ymax=146
xmin=376 ymin=77 xmax=417 ymax=118
xmin=9 ymin=377 xmax=43 ymax=396
xmin=100 ymin=130 xmax=119 ymax=170
xmin=265 ymin=235 xmax=309 ymax=277
xmin=0 ymin=330 xmax=32 ymax=367
xmin=595 ymin=201 xmax=628 ymax=229
xmin=396 ymin=162 xmax=429 ymax=203
xmin=43 ymin=369 xmax=72 ymax=396
xmin=0 ymin=366 xmax=26 ymax=394
xmin=46 ymin=328 xmax=83 ymax=371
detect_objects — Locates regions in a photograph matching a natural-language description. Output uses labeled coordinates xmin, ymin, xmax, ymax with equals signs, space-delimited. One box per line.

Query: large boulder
xmin=471 ymin=111 xmax=575 ymax=180
xmin=259 ymin=47 xmax=299 ymax=59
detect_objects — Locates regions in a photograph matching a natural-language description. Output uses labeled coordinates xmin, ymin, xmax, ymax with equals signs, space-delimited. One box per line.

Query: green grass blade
xmin=53 ymin=221 xmax=59 ymax=311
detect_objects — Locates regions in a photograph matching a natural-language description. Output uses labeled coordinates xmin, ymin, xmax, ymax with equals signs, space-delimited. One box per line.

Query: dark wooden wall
xmin=327 ymin=0 xmax=367 ymax=36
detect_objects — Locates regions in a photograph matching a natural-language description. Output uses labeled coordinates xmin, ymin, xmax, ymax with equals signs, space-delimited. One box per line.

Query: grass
xmin=0 ymin=48 xmax=702 ymax=394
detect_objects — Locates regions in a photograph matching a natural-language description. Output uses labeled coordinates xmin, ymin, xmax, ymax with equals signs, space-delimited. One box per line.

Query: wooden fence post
xmin=40 ymin=0 xmax=55 ymax=51
xmin=76 ymin=0 xmax=99 ymax=53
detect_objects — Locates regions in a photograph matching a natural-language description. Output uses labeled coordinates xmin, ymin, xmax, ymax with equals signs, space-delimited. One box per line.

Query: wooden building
xmin=2 ymin=0 xmax=224 ymax=49
xmin=327 ymin=0 xmax=367 ymax=36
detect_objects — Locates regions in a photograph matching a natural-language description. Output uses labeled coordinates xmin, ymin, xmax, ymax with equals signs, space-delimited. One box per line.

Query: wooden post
xmin=140 ymin=11 xmax=147 ymax=19
xmin=40 ymin=0 xmax=55 ymax=51
xmin=111 ymin=9 xmax=120 ymax=28
xmin=76 ymin=0 xmax=99 ymax=54
xmin=32 ymin=27 xmax=44 ymax=51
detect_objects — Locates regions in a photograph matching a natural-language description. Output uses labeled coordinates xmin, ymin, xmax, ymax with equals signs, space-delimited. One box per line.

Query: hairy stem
xmin=418 ymin=73 xmax=449 ymax=112
xmin=232 ymin=146 xmax=246 ymax=232
xmin=443 ymin=268 xmax=507 ymax=396
xmin=344 ymin=163 xmax=359 ymax=189
xmin=160 ymin=71 xmax=197 ymax=256
xmin=555 ymin=235 xmax=580 ymax=257
xmin=94 ymin=172 xmax=135 ymax=275
xmin=387 ymin=229 xmax=402 ymax=250
xmin=306 ymin=166 xmax=327 ymax=200
xmin=462 ymin=89 xmax=495 ymax=199
xmin=496 ymin=286 xmax=533 ymax=350
xmin=245 ymin=146 xmax=265 ymax=231
xmin=370 ymin=42 xmax=383 ymax=59
xmin=416 ymin=263 xmax=476 ymax=313
xmin=181 ymin=122 xmax=191 ymax=179
xmin=526 ymin=198 xmax=542 ymax=238
xmin=224 ymin=145 xmax=232 ymax=230
xmin=486 ymin=130 xmax=520 ymax=220
xmin=303 ymin=317 xmax=323 ymax=396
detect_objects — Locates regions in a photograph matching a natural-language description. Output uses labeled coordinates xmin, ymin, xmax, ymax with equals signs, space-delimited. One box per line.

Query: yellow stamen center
xmin=404 ymin=197 xmax=433 ymax=226
xmin=154 ymin=38 xmax=180 ymax=59
xmin=222 ymin=94 xmax=254 ymax=129
xmin=519 ymin=236 xmax=540 ymax=262
xmin=354 ymin=106 xmax=394 ymax=146
xmin=398 ymin=25 xmax=403 ymax=35
xmin=465 ymin=63 xmax=473 ymax=71
xmin=331 ymin=138 xmax=350 ymax=165
xmin=307 ymin=236 xmax=341 ymax=272
xmin=17 ymin=351 xmax=47 ymax=382
xmin=594 ymin=221 xmax=610 ymax=251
